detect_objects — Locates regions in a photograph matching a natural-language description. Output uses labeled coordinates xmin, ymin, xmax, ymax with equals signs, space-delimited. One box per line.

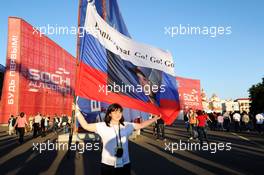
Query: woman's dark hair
xmin=20 ymin=112 xmax=25 ymax=118
xmin=104 ymin=103 xmax=124 ymax=127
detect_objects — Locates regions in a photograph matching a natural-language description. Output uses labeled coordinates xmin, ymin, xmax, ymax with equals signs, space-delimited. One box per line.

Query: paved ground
xmin=0 ymin=121 xmax=263 ymax=175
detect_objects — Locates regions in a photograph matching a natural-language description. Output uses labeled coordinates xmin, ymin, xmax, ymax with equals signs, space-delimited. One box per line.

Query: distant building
xmin=0 ymin=64 xmax=5 ymax=99
xmin=0 ymin=64 xmax=5 ymax=72
xmin=234 ymin=98 xmax=251 ymax=113
xmin=209 ymin=94 xmax=222 ymax=113
xmin=233 ymin=101 xmax=240 ymax=112
xmin=221 ymin=99 xmax=239 ymax=112
xmin=197 ymin=89 xmax=250 ymax=114
xmin=221 ymin=99 xmax=233 ymax=112
xmin=201 ymin=89 xmax=209 ymax=112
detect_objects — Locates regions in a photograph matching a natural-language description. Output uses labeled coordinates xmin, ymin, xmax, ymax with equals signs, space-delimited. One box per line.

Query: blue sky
xmin=0 ymin=0 xmax=263 ymax=100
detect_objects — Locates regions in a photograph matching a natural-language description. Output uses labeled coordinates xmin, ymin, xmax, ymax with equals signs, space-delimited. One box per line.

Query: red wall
xmin=0 ymin=17 xmax=76 ymax=123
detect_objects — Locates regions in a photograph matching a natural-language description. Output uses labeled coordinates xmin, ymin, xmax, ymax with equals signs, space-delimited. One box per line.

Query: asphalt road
xmin=0 ymin=121 xmax=263 ymax=175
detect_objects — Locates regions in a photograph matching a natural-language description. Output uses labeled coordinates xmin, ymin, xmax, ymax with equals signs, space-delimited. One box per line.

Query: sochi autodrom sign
xmin=28 ymin=67 xmax=71 ymax=94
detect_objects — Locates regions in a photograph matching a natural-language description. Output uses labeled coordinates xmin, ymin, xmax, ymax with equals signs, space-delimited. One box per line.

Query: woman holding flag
xmin=74 ymin=103 xmax=160 ymax=175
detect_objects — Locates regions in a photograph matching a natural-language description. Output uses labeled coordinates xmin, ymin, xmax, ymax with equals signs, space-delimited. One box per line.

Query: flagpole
xmin=102 ymin=0 xmax=107 ymax=21
xmin=70 ymin=0 xmax=110 ymax=137
xmin=67 ymin=0 xmax=82 ymax=157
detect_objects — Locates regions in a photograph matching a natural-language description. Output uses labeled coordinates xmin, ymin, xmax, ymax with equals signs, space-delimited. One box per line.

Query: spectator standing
xmin=223 ymin=111 xmax=231 ymax=132
xmin=196 ymin=110 xmax=211 ymax=144
xmin=233 ymin=112 xmax=241 ymax=132
xmin=14 ymin=112 xmax=28 ymax=144
xmin=8 ymin=115 xmax=15 ymax=135
xmin=255 ymin=113 xmax=264 ymax=134
xmin=217 ymin=113 xmax=224 ymax=131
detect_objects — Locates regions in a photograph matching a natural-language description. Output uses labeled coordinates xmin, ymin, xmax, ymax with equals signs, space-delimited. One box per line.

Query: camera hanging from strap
xmin=113 ymin=123 xmax=123 ymax=158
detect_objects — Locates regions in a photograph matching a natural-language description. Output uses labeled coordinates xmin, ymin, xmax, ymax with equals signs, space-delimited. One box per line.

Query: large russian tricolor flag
xmin=76 ymin=0 xmax=180 ymax=125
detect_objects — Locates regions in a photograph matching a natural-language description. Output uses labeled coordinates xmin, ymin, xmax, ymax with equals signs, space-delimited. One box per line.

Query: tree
xmin=248 ymin=78 xmax=264 ymax=115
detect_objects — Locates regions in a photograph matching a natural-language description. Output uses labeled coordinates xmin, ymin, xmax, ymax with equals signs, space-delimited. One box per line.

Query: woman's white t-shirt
xmin=95 ymin=122 xmax=135 ymax=166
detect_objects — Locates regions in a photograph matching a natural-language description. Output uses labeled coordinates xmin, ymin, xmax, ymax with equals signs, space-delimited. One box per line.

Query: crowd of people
xmin=183 ymin=108 xmax=264 ymax=143
xmin=4 ymin=105 xmax=264 ymax=174
xmin=183 ymin=109 xmax=211 ymax=144
xmin=7 ymin=108 xmax=264 ymax=146
xmin=7 ymin=112 xmax=72 ymax=144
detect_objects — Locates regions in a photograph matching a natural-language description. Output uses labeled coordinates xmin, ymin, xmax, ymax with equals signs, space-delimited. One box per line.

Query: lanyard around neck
xmin=113 ymin=124 xmax=122 ymax=147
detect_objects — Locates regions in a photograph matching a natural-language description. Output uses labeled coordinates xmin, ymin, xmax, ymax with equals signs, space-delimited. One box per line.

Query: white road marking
xmin=231 ymin=132 xmax=250 ymax=141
